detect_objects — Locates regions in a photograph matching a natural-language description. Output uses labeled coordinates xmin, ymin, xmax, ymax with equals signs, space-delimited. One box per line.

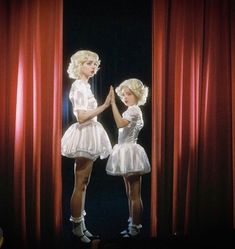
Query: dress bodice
xmin=69 ymin=80 xmax=97 ymax=121
xmin=118 ymin=105 xmax=143 ymax=144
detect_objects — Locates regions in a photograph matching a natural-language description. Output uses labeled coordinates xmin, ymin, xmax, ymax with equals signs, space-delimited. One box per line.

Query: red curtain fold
xmin=152 ymin=0 xmax=234 ymax=236
xmin=231 ymin=0 xmax=235 ymax=229
xmin=0 ymin=0 xmax=63 ymax=248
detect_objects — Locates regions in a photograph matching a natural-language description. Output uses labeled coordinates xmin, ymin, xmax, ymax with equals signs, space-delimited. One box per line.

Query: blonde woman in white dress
xmin=61 ymin=50 xmax=112 ymax=243
xmin=106 ymin=78 xmax=151 ymax=238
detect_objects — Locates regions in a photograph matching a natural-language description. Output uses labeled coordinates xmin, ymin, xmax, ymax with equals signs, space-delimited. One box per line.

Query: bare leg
xmin=70 ymin=157 xmax=93 ymax=243
xmin=70 ymin=157 xmax=93 ymax=217
xmin=120 ymin=177 xmax=132 ymax=235
xmin=124 ymin=175 xmax=143 ymax=237
xmin=123 ymin=177 xmax=132 ymax=221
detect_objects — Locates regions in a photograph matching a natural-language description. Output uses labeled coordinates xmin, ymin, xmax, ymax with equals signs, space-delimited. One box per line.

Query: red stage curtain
xmin=0 ymin=0 xmax=63 ymax=248
xmin=152 ymin=0 xmax=235 ymax=236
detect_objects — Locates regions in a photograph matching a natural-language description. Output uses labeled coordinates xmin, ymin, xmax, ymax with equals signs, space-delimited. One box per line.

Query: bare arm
xmin=110 ymin=86 xmax=129 ymax=128
xmin=76 ymin=90 xmax=111 ymax=123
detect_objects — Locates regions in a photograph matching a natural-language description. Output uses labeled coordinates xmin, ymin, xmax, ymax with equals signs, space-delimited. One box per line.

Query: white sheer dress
xmin=106 ymin=105 xmax=150 ymax=176
xmin=61 ymin=80 xmax=112 ymax=161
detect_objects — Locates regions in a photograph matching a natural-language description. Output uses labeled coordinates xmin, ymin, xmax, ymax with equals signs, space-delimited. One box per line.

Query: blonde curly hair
xmin=115 ymin=78 xmax=149 ymax=106
xmin=67 ymin=50 xmax=101 ymax=79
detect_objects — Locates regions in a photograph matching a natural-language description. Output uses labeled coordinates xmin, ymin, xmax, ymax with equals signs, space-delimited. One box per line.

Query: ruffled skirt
xmin=106 ymin=143 xmax=151 ymax=176
xmin=61 ymin=121 xmax=112 ymax=161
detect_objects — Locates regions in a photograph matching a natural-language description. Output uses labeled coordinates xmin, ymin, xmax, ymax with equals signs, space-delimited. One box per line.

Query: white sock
xmin=123 ymin=223 xmax=142 ymax=237
xmin=81 ymin=210 xmax=94 ymax=237
xmin=70 ymin=216 xmax=91 ymax=243
xmin=120 ymin=217 xmax=133 ymax=235
xmin=127 ymin=217 xmax=132 ymax=223
xmin=81 ymin=219 xmax=93 ymax=237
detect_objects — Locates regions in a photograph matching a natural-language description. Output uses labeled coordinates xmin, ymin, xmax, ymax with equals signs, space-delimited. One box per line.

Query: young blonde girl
xmin=106 ymin=78 xmax=151 ymax=237
xmin=61 ymin=50 xmax=112 ymax=243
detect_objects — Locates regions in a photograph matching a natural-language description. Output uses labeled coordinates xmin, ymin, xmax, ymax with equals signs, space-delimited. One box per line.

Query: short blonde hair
xmin=67 ymin=50 xmax=101 ymax=79
xmin=115 ymin=78 xmax=149 ymax=106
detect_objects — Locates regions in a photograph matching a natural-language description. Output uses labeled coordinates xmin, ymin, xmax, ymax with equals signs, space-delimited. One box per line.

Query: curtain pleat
xmin=0 ymin=0 xmax=63 ymax=248
xmin=152 ymin=0 xmax=234 ymax=236
xmin=231 ymin=0 xmax=235 ymax=229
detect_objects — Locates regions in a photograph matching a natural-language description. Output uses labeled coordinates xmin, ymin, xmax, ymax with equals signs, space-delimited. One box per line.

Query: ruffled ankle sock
xmin=70 ymin=216 xmax=91 ymax=243
xmin=120 ymin=217 xmax=132 ymax=235
xmin=123 ymin=223 xmax=142 ymax=237
xmin=81 ymin=210 xmax=95 ymax=237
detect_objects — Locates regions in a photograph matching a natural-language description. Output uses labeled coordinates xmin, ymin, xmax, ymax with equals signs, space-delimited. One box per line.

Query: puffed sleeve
xmin=122 ymin=106 xmax=140 ymax=122
xmin=69 ymin=84 xmax=88 ymax=113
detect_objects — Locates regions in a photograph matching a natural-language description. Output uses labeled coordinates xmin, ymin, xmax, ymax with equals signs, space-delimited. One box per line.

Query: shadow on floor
xmin=60 ymin=230 xmax=235 ymax=249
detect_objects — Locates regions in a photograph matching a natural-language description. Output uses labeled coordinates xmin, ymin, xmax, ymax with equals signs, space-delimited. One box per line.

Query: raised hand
xmin=103 ymin=88 xmax=112 ymax=108
xmin=110 ymin=86 xmax=116 ymax=105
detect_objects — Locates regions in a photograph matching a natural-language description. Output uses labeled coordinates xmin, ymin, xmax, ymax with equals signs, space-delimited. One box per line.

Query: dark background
xmin=62 ymin=0 xmax=152 ymax=241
